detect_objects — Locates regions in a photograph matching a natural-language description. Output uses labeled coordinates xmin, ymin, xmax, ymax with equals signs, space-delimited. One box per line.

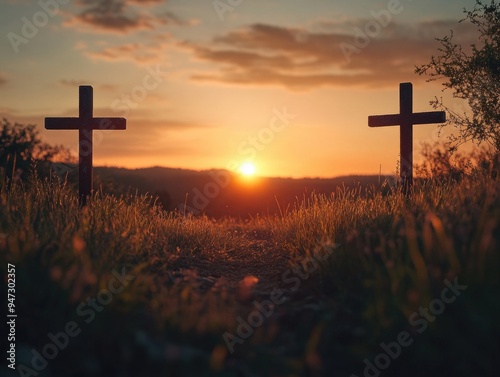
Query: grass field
xmin=1 ymin=165 xmax=499 ymax=377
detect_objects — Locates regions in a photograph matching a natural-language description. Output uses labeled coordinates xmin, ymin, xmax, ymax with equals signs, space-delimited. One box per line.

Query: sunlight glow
xmin=240 ymin=162 xmax=256 ymax=176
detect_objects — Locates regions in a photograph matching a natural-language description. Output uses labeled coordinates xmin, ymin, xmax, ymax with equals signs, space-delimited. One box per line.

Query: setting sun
xmin=1 ymin=0 xmax=495 ymax=375
xmin=240 ymin=162 xmax=256 ymax=176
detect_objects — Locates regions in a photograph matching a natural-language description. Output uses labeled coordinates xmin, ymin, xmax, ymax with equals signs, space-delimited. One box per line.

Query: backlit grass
xmin=1 ymin=166 xmax=498 ymax=377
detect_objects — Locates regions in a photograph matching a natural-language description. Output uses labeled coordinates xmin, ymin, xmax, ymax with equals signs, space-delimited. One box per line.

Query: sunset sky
xmin=0 ymin=0 xmax=479 ymax=178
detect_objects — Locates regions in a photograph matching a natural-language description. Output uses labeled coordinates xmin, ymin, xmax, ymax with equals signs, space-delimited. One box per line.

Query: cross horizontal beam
xmin=45 ymin=117 xmax=126 ymax=130
xmin=368 ymin=111 xmax=446 ymax=127
xmin=45 ymin=85 xmax=127 ymax=207
xmin=367 ymin=82 xmax=446 ymax=195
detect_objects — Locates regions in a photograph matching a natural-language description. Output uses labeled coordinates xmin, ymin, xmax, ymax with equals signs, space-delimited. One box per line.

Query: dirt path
xmin=185 ymin=231 xmax=292 ymax=297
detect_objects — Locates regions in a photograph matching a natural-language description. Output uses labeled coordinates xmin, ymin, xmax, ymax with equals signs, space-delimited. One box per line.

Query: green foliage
xmin=416 ymin=0 xmax=500 ymax=151
xmin=1 ymin=166 xmax=498 ymax=376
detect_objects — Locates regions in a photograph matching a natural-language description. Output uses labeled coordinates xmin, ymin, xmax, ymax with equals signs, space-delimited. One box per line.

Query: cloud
xmin=64 ymin=0 xmax=186 ymax=34
xmin=0 ymin=72 xmax=7 ymax=86
xmin=59 ymin=79 xmax=89 ymax=87
xmin=182 ymin=20 xmax=478 ymax=90
xmin=82 ymin=39 xmax=170 ymax=65
xmin=64 ymin=1 xmax=187 ymax=65
xmin=0 ymin=107 xmax=20 ymax=120
xmin=39 ymin=116 xmax=214 ymax=164
xmin=58 ymin=80 xmax=119 ymax=93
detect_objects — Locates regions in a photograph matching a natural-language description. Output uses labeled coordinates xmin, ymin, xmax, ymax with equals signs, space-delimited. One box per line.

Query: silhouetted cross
xmin=45 ymin=86 xmax=126 ymax=206
xmin=368 ymin=82 xmax=446 ymax=194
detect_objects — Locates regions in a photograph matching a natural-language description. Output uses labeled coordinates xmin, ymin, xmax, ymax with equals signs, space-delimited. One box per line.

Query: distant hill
xmin=86 ymin=166 xmax=395 ymax=218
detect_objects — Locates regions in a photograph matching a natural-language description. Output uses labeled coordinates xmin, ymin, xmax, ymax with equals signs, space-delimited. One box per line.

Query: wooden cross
xmin=368 ymin=82 xmax=446 ymax=194
xmin=45 ymin=86 xmax=126 ymax=206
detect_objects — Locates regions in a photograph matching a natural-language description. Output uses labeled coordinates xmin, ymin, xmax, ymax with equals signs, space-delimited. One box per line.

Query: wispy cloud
xmin=58 ymin=80 xmax=119 ymax=93
xmin=82 ymin=38 xmax=171 ymax=65
xmin=182 ymin=20 xmax=478 ymax=90
xmin=62 ymin=1 xmax=188 ymax=65
xmin=46 ymin=116 xmax=215 ymax=162
xmin=59 ymin=79 xmax=89 ymax=88
xmin=63 ymin=0 xmax=186 ymax=34
xmin=0 ymin=72 xmax=7 ymax=86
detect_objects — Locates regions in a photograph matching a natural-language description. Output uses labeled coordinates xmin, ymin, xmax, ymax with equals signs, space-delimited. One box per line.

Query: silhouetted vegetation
xmin=2 ymin=157 xmax=498 ymax=377
xmin=416 ymin=0 xmax=500 ymax=151
xmin=415 ymin=141 xmax=499 ymax=181
xmin=0 ymin=118 xmax=73 ymax=182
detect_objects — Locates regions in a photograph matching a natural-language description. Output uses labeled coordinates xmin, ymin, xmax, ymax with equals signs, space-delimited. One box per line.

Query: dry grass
xmin=1 ymin=166 xmax=498 ymax=377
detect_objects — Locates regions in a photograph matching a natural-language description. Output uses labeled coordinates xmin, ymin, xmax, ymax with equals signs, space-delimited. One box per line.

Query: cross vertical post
xmin=400 ymin=83 xmax=413 ymax=192
xmin=79 ymin=86 xmax=93 ymax=206
xmin=45 ymin=85 xmax=127 ymax=207
xmin=368 ymin=82 xmax=446 ymax=195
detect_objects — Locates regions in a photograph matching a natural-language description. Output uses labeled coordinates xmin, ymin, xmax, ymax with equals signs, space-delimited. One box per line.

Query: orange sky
xmin=0 ymin=0 xmax=478 ymax=178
